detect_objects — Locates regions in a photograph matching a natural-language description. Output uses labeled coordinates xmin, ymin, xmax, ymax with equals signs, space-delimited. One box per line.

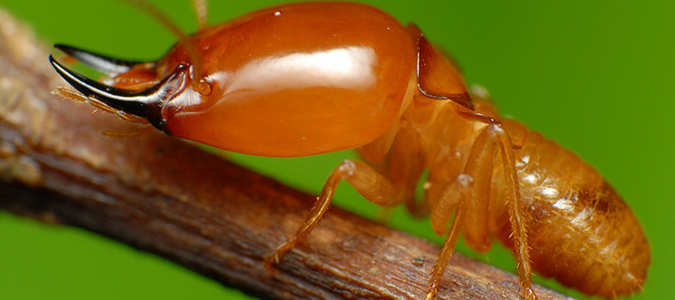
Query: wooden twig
xmin=0 ymin=9 xmax=573 ymax=300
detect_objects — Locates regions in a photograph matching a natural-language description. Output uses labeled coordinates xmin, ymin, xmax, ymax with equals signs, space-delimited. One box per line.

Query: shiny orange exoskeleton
xmin=49 ymin=1 xmax=650 ymax=299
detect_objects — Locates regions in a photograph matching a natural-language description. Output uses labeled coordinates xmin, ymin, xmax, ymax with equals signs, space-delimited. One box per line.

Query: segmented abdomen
xmin=491 ymin=123 xmax=650 ymax=297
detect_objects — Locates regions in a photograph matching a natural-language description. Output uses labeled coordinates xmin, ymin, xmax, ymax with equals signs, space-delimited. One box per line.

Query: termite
xmin=48 ymin=1 xmax=650 ymax=299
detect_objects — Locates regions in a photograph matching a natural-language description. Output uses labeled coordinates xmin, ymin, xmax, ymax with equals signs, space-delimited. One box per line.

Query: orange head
xmin=50 ymin=2 xmax=418 ymax=157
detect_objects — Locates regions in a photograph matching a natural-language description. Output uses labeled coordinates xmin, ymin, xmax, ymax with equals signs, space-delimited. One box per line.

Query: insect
xmin=49 ymin=1 xmax=650 ymax=299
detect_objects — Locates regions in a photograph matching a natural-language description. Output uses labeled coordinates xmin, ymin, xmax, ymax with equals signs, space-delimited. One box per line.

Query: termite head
xmin=49 ymin=44 xmax=202 ymax=133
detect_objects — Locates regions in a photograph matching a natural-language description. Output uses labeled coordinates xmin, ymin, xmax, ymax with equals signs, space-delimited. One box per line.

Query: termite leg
xmin=425 ymin=209 xmax=462 ymax=300
xmin=425 ymin=126 xmax=500 ymax=299
xmin=495 ymin=126 xmax=536 ymax=300
xmin=52 ymin=87 xmax=149 ymax=124
xmin=384 ymin=126 xmax=428 ymax=217
xmin=458 ymin=127 xmax=499 ymax=252
xmin=452 ymin=122 xmax=535 ymax=300
xmin=265 ymin=159 xmax=405 ymax=269
xmin=425 ymin=174 xmax=473 ymax=300
xmin=361 ymin=124 xmax=427 ymax=222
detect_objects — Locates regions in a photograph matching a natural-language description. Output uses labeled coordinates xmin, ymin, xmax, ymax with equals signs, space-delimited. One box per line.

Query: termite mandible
xmin=49 ymin=1 xmax=650 ymax=299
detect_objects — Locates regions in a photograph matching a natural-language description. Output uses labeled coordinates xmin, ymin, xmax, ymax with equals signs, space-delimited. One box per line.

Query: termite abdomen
xmin=491 ymin=123 xmax=650 ymax=297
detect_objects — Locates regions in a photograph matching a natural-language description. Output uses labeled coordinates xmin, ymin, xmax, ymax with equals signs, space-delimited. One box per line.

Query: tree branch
xmin=0 ymin=9 xmax=572 ymax=300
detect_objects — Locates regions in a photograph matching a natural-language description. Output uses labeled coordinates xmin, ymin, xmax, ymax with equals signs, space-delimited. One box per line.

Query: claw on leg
xmin=264 ymin=240 xmax=296 ymax=273
xmin=522 ymin=286 xmax=537 ymax=300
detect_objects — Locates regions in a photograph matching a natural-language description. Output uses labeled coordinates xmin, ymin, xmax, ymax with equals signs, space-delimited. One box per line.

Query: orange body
xmin=50 ymin=1 xmax=650 ymax=299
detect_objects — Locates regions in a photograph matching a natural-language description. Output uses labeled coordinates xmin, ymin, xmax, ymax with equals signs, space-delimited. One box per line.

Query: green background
xmin=1 ymin=0 xmax=673 ymax=299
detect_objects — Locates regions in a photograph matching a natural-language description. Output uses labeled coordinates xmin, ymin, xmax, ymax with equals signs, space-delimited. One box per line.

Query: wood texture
xmin=0 ymin=8 xmax=573 ymax=300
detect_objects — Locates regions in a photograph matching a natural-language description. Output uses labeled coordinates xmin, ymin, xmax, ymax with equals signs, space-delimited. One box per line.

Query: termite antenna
xmin=119 ymin=0 xmax=210 ymax=95
xmin=193 ymin=0 xmax=209 ymax=30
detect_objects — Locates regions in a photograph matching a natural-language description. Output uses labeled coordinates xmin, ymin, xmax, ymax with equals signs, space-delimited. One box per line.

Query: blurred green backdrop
xmin=1 ymin=0 xmax=673 ymax=299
